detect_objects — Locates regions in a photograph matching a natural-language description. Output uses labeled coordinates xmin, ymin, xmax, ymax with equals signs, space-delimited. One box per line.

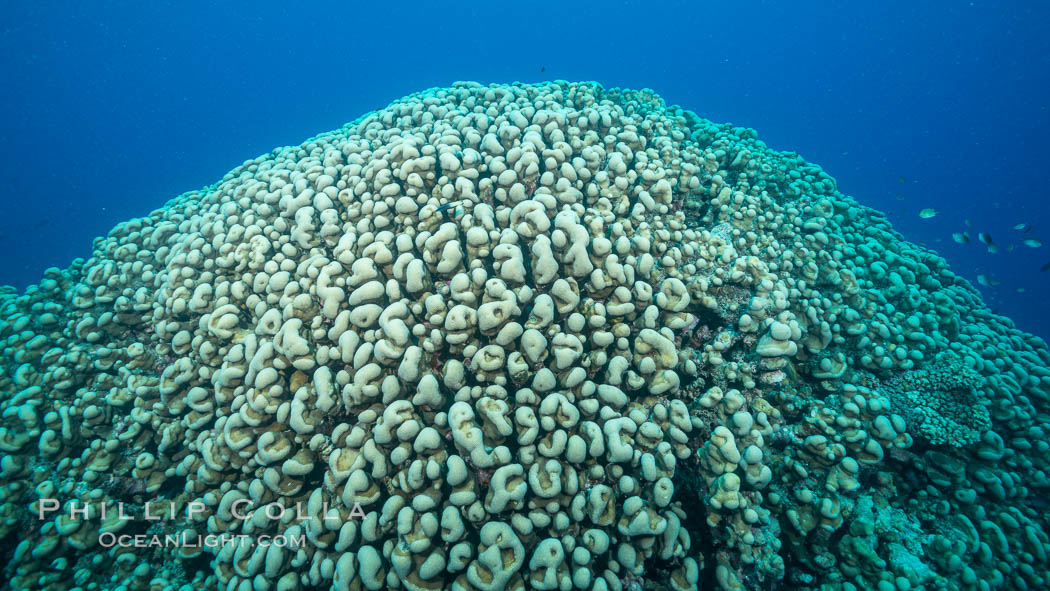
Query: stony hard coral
xmin=883 ymin=351 xmax=992 ymax=447
xmin=0 ymin=81 xmax=1048 ymax=591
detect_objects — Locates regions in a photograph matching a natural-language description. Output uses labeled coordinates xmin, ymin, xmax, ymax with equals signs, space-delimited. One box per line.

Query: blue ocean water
xmin=1 ymin=1 xmax=1047 ymax=340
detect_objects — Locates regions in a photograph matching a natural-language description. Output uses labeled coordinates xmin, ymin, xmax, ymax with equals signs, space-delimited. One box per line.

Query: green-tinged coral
xmin=884 ymin=351 xmax=991 ymax=447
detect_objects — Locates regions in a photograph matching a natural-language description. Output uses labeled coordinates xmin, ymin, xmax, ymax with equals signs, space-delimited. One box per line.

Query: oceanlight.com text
xmin=98 ymin=532 xmax=307 ymax=549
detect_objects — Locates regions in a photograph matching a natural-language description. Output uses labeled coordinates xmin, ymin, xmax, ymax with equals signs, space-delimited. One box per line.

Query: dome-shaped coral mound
xmin=1 ymin=81 xmax=1049 ymax=591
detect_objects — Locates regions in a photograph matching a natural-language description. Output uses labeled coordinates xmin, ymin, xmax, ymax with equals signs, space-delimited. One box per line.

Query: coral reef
xmin=883 ymin=351 xmax=991 ymax=447
xmin=0 ymin=81 xmax=1048 ymax=591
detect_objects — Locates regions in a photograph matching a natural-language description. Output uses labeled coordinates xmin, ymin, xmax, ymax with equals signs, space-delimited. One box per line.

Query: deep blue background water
xmin=1 ymin=1 xmax=1047 ymax=341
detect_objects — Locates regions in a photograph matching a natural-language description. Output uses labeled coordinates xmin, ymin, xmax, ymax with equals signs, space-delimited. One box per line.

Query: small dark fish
xmin=952 ymin=232 xmax=969 ymax=244
xmin=435 ymin=200 xmax=462 ymax=220
xmin=541 ymin=66 xmax=546 ymax=73
xmin=965 ymin=219 xmax=973 ymax=227
xmin=899 ymin=176 xmax=907 ymax=182
xmin=36 ymin=218 xmax=49 ymax=227
xmin=1025 ymin=226 xmax=1034 ymax=234
xmin=978 ymin=232 xmax=993 ymax=245
xmin=896 ymin=195 xmax=904 ymax=200
xmin=1041 ymin=262 xmax=1050 ymax=272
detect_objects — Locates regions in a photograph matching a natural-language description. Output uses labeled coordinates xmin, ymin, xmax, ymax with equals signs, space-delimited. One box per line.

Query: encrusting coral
xmin=883 ymin=351 xmax=992 ymax=447
xmin=1 ymin=81 xmax=1049 ymax=591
